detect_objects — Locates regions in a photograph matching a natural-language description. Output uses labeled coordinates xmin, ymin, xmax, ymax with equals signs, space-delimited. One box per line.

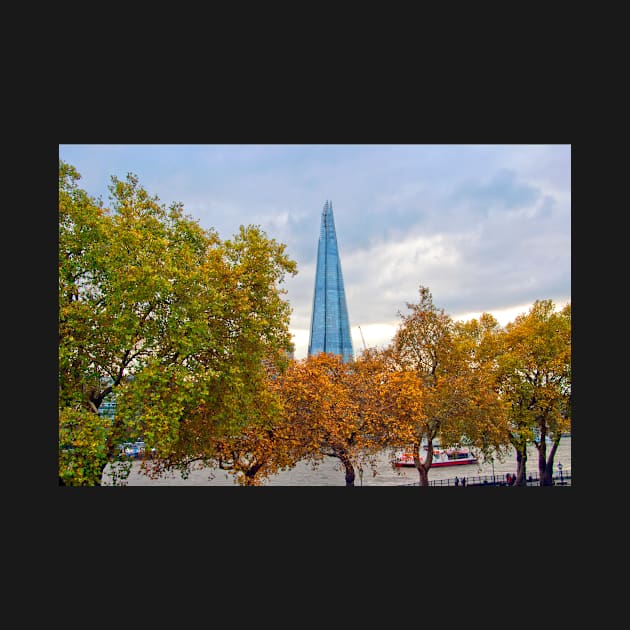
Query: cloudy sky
xmin=58 ymin=144 xmax=571 ymax=359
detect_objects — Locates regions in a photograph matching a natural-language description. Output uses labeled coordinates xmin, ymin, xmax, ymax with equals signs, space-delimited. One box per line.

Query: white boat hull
xmin=394 ymin=447 xmax=478 ymax=468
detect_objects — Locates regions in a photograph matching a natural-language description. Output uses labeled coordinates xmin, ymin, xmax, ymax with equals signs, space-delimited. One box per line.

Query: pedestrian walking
xmin=461 ymin=477 xmax=466 ymax=486
xmin=454 ymin=476 xmax=459 ymax=486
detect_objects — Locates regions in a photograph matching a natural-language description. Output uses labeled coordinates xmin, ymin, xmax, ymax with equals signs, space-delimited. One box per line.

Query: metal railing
xmin=402 ymin=469 xmax=571 ymax=486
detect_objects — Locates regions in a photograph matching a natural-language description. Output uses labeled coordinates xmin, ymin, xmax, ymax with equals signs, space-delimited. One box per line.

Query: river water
xmin=102 ymin=436 xmax=572 ymax=486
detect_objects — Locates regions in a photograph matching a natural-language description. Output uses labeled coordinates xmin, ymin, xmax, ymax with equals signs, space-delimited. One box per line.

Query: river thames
xmin=102 ymin=436 xmax=572 ymax=486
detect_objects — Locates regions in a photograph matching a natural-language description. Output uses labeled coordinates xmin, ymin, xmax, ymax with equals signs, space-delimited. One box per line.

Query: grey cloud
xmin=448 ymin=169 xmax=541 ymax=215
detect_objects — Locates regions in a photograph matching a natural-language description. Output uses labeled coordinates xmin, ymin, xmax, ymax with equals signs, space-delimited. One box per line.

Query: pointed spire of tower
xmin=308 ymin=200 xmax=354 ymax=363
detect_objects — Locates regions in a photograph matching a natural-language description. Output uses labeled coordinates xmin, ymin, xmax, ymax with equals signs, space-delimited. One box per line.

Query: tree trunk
xmin=538 ymin=442 xmax=553 ymax=486
xmin=514 ymin=448 xmax=527 ymax=486
xmin=244 ymin=462 xmax=264 ymax=486
xmin=415 ymin=440 xmax=431 ymax=486
xmin=338 ymin=453 xmax=356 ymax=486
xmin=417 ymin=464 xmax=430 ymax=486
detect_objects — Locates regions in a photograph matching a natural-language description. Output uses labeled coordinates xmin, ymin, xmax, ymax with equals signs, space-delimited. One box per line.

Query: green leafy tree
xmin=59 ymin=161 xmax=296 ymax=485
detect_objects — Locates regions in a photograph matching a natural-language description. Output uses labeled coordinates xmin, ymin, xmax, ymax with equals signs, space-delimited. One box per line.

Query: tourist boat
xmin=394 ymin=444 xmax=478 ymax=467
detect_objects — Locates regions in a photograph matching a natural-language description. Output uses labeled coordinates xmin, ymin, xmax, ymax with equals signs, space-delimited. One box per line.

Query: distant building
xmin=99 ymin=394 xmax=116 ymax=419
xmin=308 ymin=200 xmax=354 ymax=362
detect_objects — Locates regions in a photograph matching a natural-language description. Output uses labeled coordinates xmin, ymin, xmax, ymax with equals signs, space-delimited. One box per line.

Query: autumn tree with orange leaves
xmin=387 ymin=286 xmax=509 ymax=486
xmin=277 ymin=352 xmax=408 ymax=486
xmin=446 ymin=314 xmax=511 ymax=460
xmin=496 ymin=300 xmax=571 ymax=486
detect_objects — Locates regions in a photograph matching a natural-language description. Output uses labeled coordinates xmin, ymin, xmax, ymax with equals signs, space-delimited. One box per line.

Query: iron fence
xmin=402 ymin=469 xmax=572 ymax=486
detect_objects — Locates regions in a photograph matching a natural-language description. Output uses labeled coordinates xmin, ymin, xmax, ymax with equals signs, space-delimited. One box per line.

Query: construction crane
xmin=358 ymin=325 xmax=367 ymax=352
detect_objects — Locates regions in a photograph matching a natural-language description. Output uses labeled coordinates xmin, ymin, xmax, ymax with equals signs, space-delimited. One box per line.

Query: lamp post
xmin=491 ymin=458 xmax=495 ymax=485
xmin=558 ymin=462 xmax=563 ymax=485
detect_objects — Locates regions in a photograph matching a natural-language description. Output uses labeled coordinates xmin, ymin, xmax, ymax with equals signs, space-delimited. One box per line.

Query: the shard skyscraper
xmin=308 ymin=200 xmax=354 ymax=363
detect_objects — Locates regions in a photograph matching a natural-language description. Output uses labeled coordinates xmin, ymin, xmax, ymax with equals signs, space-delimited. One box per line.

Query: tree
xmin=387 ymin=286 xmax=460 ymax=485
xmin=59 ymin=161 xmax=297 ymax=485
xmin=277 ymin=352 xmax=396 ymax=486
xmin=498 ymin=300 xmax=571 ymax=485
xmin=447 ymin=314 xmax=511 ymax=465
xmin=388 ymin=286 xmax=509 ymax=486
xmin=139 ymin=358 xmax=306 ymax=486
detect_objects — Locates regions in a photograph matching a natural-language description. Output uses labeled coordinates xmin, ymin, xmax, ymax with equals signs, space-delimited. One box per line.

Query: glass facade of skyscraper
xmin=308 ymin=200 xmax=354 ymax=363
